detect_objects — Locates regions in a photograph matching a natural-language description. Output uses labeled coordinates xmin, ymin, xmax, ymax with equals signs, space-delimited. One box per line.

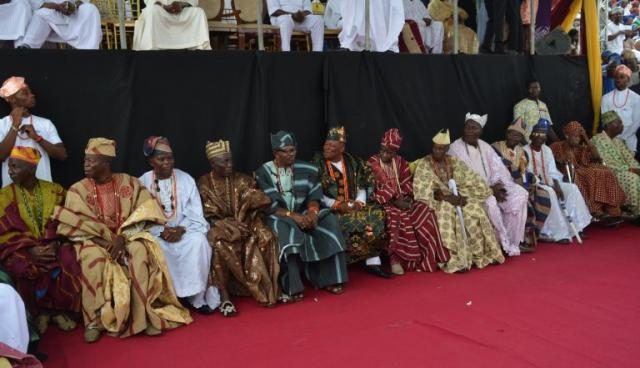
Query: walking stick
xmin=448 ymin=179 xmax=468 ymax=246
xmin=559 ymin=199 xmax=583 ymax=244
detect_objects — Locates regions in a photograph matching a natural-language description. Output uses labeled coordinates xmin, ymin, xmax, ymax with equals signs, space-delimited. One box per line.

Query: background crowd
xmin=0 ymin=0 xmax=584 ymax=54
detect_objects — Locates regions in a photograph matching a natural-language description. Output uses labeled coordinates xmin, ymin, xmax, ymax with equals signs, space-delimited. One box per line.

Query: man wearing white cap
xmin=449 ymin=113 xmax=529 ymax=257
xmin=0 ymin=76 xmax=67 ymax=187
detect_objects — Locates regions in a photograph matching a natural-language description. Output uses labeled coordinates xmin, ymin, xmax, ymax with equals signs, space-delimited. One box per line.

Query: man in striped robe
xmin=255 ymin=131 xmax=348 ymax=301
xmin=367 ymin=129 xmax=448 ymax=275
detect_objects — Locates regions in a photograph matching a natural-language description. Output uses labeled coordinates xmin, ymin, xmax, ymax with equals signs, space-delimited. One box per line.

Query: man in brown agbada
xmin=197 ymin=140 xmax=279 ymax=316
xmin=54 ymin=138 xmax=191 ymax=343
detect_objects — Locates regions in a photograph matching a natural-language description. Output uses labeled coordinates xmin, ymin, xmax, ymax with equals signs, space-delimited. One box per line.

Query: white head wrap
xmin=465 ymin=112 xmax=488 ymax=128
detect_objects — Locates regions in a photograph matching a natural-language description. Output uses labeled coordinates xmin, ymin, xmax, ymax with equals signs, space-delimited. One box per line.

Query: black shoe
xmin=195 ymin=305 xmax=215 ymax=315
xmin=364 ymin=265 xmax=393 ymax=279
xmin=16 ymin=45 xmax=30 ymax=49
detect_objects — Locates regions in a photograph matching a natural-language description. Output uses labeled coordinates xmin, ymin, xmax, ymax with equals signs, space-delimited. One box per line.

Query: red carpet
xmin=41 ymin=225 xmax=640 ymax=368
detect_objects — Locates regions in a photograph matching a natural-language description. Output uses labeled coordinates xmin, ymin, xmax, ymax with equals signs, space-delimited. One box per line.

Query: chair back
xmin=200 ymin=0 xmax=224 ymax=20
xmin=232 ymin=0 xmax=267 ymax=24
xmin=94 ymin=0 xmax=142 ymax=21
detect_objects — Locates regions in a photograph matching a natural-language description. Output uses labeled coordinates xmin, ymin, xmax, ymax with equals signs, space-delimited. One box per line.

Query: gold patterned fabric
xmin=197 ymin=172 xmax=279 ymax=306
xmin=53 ymin=174 xmax=192 ymax=337
xmin=413 ymin=155 xmax=504 ymax=273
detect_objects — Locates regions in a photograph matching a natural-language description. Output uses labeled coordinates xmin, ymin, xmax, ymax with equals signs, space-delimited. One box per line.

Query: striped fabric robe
xmin=255 ymin=160 xmax=348 ymax=295
xmin=367 ymin=154 xmax=448 ymax=272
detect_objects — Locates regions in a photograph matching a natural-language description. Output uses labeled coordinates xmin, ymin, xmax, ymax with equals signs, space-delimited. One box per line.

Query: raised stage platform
xmin=0 ymin=51 xmax=592 ymax=186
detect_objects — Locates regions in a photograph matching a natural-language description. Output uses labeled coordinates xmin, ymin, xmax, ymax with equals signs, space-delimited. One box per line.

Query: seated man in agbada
xmin=255 ymin=131 xmax=348 ymax=301
xmin=0 ymin=147 xmax=80 ymax=335
xmin=413 ymin=129 xmax=505 ymax=273
xmin=53 ymin=138 xmax=191 ymax=343
xmin=139 ymin=137 xmax=219 ymax=315
xmin=198 ymin=140 xmax=280 ymax=316
xmin=368 ymin=129 xmax=449 ymax=275
xmin=592 ymin=111 xmax=640 ymax=221
xmin=312 ymin=127 xmax=391 ymax=278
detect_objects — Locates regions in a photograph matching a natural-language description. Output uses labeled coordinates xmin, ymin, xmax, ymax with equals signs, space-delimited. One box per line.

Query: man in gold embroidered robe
xmin=413 ymin=130 xmax=504 ymax=273
xmin=53 ymin=138 xmax=191 ymax=343
xmin=197 ymin=140 xmax=279 ymax=316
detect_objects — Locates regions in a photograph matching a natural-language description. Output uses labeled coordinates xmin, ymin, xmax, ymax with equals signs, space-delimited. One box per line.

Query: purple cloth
xmin=449 ymin=139 xmax=528 ymax=256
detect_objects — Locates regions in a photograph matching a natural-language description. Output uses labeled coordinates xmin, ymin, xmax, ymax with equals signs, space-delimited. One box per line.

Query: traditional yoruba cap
xmin=611 ymin=7 xmax=623 ymax=15
xmin=615 ymin=64 xmax=632 ymax=78
xmin=381 ymin=128 xmax=402 ymax=150
xmin=326 ymin=126 xmax=346 ymax=143
xmin=465 ymin=112 xmax=488 ymax=128
xmin=270 ymin=130 xmax=296 ymax=150
xmin=602 ymin=110 xmax=622 ymax=126
xmin=507 ymin=117 xmax=527 ymax=137
xmin=85 ymin=137 xmax=116 ymax=157
xmin=206 ymin=139 xmax=231 ymax=159
xmin=432 ymin=129 xmax=451 ymax=145
xmin=10 ymin=146 xmax=41 ymax=166
xmin=533 ymin=118 xmax=551 ymax=132
xmin=562 ymin=121 xmax=586 ymax=136
xmin=0 ymin=76 xmax=26 ymax=100
xmin=143 ymin=136 xmax=172 ymax=157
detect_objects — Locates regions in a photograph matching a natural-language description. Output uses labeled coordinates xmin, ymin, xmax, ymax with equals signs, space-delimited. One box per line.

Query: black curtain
xmin=0 ymin=50 xmax=592 ymax=187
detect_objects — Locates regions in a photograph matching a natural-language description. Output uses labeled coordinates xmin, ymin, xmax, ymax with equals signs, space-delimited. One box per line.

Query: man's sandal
xmin=220 ymin=301 xmax=237 ymax=317
xmin=325 ymin=285 xmax=344 ymax=295
xmin=52 ymin=314 xmax=77 ymax=331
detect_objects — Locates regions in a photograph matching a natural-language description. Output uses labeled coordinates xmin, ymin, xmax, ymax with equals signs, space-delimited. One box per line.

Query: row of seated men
xmin=0 ymin=0 xmax=467 ymax=53
xmin=1 ymin=75 xmax=640 ymax=357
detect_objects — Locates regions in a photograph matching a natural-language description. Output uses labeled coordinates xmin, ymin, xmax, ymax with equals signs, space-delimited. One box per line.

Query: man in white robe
xmin=339 ymin=0 xmax=405 ymax=52
xmin=403 ymin=0 xmax=443 ymax=53
xmin=523 ymin=121 xmax=592 ymax=242
xmin=267 ymin=0 xmax=324 ymax=51
xmin=15 ymin=0 xmax=101 ymax=49
xmin=133 ymin=0 xmax=211 ymax=50
xmin=140 ymin=137 xmax=220 ymax=314
xmin=0 ymin=0 xmax=32 ymax=47
xmin=0 ymin=76 xmax=67 ymax=187
xmin=601 ymin=64 xmax=640 ymax=153
xmin=449 ymin=113 xmax=529 ymax=256
xmin=0 ymin=284 xmax=29 ymax=354
xmin=324 ymin=0 xmax=343 ymax=29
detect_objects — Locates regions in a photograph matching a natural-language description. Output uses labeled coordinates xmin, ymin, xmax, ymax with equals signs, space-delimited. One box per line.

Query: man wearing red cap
xmin=0 ymin=146 xmax=80 ymax=335
xmin=0 ymin=76 xmax=67 ymax=188
xmin=368 ymin=129 xmax=449 ymax=275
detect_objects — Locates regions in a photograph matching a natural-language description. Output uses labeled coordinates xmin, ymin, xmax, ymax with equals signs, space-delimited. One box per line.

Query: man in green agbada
xmin=312 ymin=127 xmax=391 ymax=278
xmin=591 ymin=110 xmax=640 ymax=219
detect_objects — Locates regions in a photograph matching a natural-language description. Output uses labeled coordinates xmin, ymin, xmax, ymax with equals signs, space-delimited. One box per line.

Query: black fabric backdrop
xmin=0 ymin=50 xmax=592 ymax=187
